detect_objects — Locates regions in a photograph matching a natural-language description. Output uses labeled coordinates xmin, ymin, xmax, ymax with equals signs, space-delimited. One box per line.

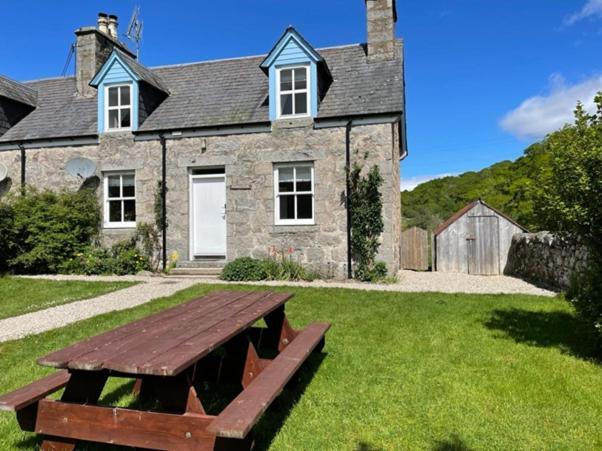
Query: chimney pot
xmin=97 ymin=13 xmax=109 ymax=35
xmin=108 ymin=15 xmax=119 ymax=39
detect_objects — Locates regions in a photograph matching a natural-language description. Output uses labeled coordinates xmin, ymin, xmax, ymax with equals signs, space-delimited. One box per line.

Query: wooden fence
xmin=402 ymin=227 xmax=429 ymax=271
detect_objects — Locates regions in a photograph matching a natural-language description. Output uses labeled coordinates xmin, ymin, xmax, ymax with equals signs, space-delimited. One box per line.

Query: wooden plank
xmin=101 ymin=291 xmax=278 ymax=375
xmin=138 ymin=292 xmax=293 ymax=376
xmin=402 ymin=227 xmax=429 ymax=271
xmin=207 ymin=322 xmax=330 ymax=439
xmin=68 ymin=291 xmax=254 ymax=372
xmin=35 ymin=400 xmax=216 ymax=451
xmin=0 ymin=371 xmax=70 ymax=412
xmin=38 ymin=291 xmax=233 ymax=368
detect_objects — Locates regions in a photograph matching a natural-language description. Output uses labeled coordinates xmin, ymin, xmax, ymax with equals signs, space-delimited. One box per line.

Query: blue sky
xmin=2 ymin=1 xmax=602 ymax=190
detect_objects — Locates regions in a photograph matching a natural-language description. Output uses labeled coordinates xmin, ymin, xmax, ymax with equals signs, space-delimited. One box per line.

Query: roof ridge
xmin=22 ymin=75 xmax=74 ymax=84
xmin=148 ymin=43 xmax=362 ymax=71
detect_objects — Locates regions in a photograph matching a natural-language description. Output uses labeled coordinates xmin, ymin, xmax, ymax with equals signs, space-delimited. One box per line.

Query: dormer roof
xmin=89 ymin=49 xmax=169 ymax=95
xmin=260 ymin=27 xmax=326 ymax=73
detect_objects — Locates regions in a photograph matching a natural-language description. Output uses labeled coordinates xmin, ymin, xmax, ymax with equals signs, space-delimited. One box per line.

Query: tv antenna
xmin=125 ymin=6 xmax=144 ymax=59
xmin=66 ymin=157 xmax=96 ymax=180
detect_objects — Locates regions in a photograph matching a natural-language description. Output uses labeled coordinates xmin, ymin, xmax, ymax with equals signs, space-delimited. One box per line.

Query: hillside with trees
xmin=401 ymin=142 xmax=550 ymax=232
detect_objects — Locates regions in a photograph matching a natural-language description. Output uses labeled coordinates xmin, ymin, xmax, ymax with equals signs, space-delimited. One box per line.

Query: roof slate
xmin=0 ymin=41 xmax=404 ymax=143
xmin=0 ymin=75 xmax=37 ymax=107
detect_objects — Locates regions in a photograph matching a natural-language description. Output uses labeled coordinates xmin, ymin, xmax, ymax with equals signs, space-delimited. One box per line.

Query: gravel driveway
xmin=0 ymin=271 xmax=554 ymax=343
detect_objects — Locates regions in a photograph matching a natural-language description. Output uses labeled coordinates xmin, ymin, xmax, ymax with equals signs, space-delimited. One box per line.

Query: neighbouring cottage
xmin=0 ymin=1 xmax=407 ymax=279
xmin=434 ymin=200 xmax=527 ymax=275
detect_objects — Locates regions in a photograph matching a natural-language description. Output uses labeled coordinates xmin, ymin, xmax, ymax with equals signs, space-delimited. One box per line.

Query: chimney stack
xmin=365 ymin=0 xmax=398 ymax=62
xmin=74 ymin=13 xmax=134 ymax=97
xmin=97 ymin=13 xmax=109 ymax=35
xmin=108 ymin=15 xmax=119 ymax=39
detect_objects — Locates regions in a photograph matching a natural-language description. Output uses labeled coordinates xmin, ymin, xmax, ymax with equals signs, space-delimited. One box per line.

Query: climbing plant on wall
xmin=349 ymin=162 xmax=385 ymax=281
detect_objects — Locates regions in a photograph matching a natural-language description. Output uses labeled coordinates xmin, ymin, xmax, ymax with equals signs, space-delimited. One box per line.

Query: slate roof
xmin=91 ymin=49 xmax=170 ymax=94
xmin=0 ymin=75 xmax=37 ymax=107
xmin=0 ymin=41 xmax=404 ymax=143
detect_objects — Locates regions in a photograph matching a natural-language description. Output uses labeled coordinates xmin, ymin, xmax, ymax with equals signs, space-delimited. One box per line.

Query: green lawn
xmin=0 ymin=284 xmax=600 ymax=450
xmin=0 ymin=277 xmax=135 ymax=320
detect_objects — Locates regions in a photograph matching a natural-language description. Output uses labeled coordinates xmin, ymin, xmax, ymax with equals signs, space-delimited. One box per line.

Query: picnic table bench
xmin=0 ymin=290 xmax=330 ymax=450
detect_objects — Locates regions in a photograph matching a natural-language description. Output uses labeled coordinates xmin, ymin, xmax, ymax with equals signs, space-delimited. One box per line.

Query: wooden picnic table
xmin=0 ymin=290 xmax=330 ymax=450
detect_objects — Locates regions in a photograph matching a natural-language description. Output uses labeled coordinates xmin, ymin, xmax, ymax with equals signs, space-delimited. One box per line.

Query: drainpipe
xmin=345 ymin=122 xmax=353 ymax=279
xmin=18 ymin=143 xmax=26 ymax=193
xmin=159 ymin=134 xmax=168 ymax=272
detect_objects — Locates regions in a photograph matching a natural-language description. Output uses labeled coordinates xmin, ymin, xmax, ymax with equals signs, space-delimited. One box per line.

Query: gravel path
xmin=189 ymin=270 xmax=556 ymax=297
xmin=1 ymin=271 xmax=554 ymax=342
xmin=0 ymin=276 xmax=198 ymax=343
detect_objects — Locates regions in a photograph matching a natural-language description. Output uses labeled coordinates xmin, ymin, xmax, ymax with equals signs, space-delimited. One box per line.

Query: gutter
xmin=345 ymin=121 xmax=353 ymax=279
xmin=18 ymin=143 xmax=26 ymax=192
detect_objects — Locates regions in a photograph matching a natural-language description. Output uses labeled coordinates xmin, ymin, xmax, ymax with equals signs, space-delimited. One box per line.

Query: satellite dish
xmin=0 ymin=163 xmax=7 ymax=182
xmin=66 ymin=158 xmax=96 ymax=179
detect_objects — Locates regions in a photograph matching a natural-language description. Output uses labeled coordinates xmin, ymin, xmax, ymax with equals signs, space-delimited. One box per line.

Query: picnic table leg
xmin=40 ymin=371 xmax=108 ymax=451
xmin=264 ymin=306 xmax=298 ymax=351
xmin=138 ymin=371 xmax=207 ymax=415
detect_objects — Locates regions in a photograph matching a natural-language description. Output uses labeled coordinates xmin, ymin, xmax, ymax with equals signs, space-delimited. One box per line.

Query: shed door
xmin=467 ymin=216 xmax=500 ymax=275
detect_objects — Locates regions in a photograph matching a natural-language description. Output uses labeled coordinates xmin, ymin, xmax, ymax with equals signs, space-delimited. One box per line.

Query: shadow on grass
xmin=484 ymin=308 xmax=600 ymax=364
xmin=433 ymin=434 xmax=473 ymax=450
xmin=356 ymin=442 xmax=384 ymax=451
xmin=253 ymin=352 xmax=326 ymax=451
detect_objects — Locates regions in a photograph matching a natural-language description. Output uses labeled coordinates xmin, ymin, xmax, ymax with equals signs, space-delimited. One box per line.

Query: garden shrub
xmin=0 ymin=201 xmax=15 ymax=272
xmin=7 ymin=189 xmax=100 ymax=274
xmin=535 ymin=94 xmax=602 ymax=347
xmin=61 ymin=239 xmax=150 ymax=276
xmin=221 ymin=257 xmax=268 ymax=281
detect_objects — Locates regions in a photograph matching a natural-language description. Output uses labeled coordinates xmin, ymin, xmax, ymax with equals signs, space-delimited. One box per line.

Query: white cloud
xmin=565 ymin=0 xmax=602 ymax=25
xmin=401 ymin=173 xmax=457 ymax=192
xmin=500 ymin=74 xmax=602 ymax=139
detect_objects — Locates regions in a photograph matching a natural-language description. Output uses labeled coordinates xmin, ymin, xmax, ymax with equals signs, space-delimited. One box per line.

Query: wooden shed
xmin=433 ymin=200 xmax=527 ymax=275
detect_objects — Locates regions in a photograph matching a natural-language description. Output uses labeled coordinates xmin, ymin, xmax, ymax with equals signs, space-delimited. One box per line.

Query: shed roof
xmin=433 ymin=200 xmax=528 ymax=236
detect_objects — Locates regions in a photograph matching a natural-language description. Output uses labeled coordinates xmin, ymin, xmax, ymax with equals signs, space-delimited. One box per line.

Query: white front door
xmin=191 ymin=175 xmax=226 ymax=257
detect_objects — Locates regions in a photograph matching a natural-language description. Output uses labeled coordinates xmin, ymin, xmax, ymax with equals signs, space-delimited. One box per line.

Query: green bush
xmin=221 ymin=257 xmax=268 ymax=281
xmin=6 ymin=189 xmax=100 ymax=274
xmin=0 ymin=202 xmax=14 ymax=272
xmin=61 ymin=239 xmax=150 ymax=276
xmin=356 ymin=260 xmax=389 ymax=282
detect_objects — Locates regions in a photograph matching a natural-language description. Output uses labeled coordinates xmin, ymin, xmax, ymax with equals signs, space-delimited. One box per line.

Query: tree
xmin=535 ymin=94 xmax=602 ymax=344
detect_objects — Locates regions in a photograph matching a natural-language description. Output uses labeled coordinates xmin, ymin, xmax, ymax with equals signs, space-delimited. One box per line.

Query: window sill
xmin=269 ymin=224 xmax=319 ymax=235
xmin=272 ymin=117 xmax=314 ymax=130
xmin=103 ymin=223 xmax=137 ymax=230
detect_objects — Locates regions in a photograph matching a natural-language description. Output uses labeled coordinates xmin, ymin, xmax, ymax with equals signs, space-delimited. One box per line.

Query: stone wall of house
xmin=0 ymin=120 xmax=402 ymax=279
xmin=504 ymin=232 xmax=589 ymax=290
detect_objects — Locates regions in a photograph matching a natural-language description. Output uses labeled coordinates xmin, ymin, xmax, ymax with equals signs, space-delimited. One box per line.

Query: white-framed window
xmin=104 ymin=172 xmax=136 ymax=228
xmin=274 ymin=163 xmax=314 ymax=225
xmin=276 ymin=66 xmax=310 ymax=118
xmin=105 ymin=84 xmax=132 ymax=131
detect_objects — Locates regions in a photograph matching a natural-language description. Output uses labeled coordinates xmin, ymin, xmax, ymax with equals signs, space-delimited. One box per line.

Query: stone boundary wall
xmin=504 ymin=232 xmax=588 ymax=291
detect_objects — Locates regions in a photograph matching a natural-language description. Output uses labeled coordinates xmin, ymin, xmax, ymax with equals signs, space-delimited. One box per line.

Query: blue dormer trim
xmin=260 ymin=28 xmax=324 ymax=121
xmin=91 ymin=52 xmax=140 ymax=133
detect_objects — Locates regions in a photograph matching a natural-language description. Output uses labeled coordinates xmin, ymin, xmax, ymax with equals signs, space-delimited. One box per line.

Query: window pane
xmin=280 ymin=70 xmax=293 ymax=91
xmin=281 ymin=94 xmax=293 ymax=116
xmin=123 ymin=200 xmax=136 ymax=222
xmin=294 ymin=68 xmax=307 ymax=90
xmin=108 ymin=87 xmax=119 ymax=107
xmin=121 ymin=108 xmax=131 ymax=128
xmin=294 ymin=93 xmax=307 ymax=115
xmin=120 ymin=86 xmax=131 ymax=106
xmin=297 ymin=195 xmax=313 ymax=219
xmin=296 ymin=167 xmax=312 ymax=191
xmin=108 ymin=109 xmax=120 ymax=129
xmin=109 ymin=200 xmax=122 ymax=222
xmin=278 ymin=167 xmax=294 ymax=192
xmin=108 ymin=176 xmax=121 ymax=198
xmin=279 ymin=195 xmax=295 ymax=220
xmin=122 ymin=175 xmax=135 ymax=197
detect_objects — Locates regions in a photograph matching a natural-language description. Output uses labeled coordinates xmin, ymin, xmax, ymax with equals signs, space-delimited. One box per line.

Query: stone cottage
xmin=0 ymin=1 xmax=407 ymax=279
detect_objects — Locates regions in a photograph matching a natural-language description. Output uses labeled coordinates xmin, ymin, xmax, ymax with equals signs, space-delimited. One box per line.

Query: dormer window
xmin=105 ymin=85 xmax=131 ymax=131
xmin=277 ymin=66 xmax=309 ymax=118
